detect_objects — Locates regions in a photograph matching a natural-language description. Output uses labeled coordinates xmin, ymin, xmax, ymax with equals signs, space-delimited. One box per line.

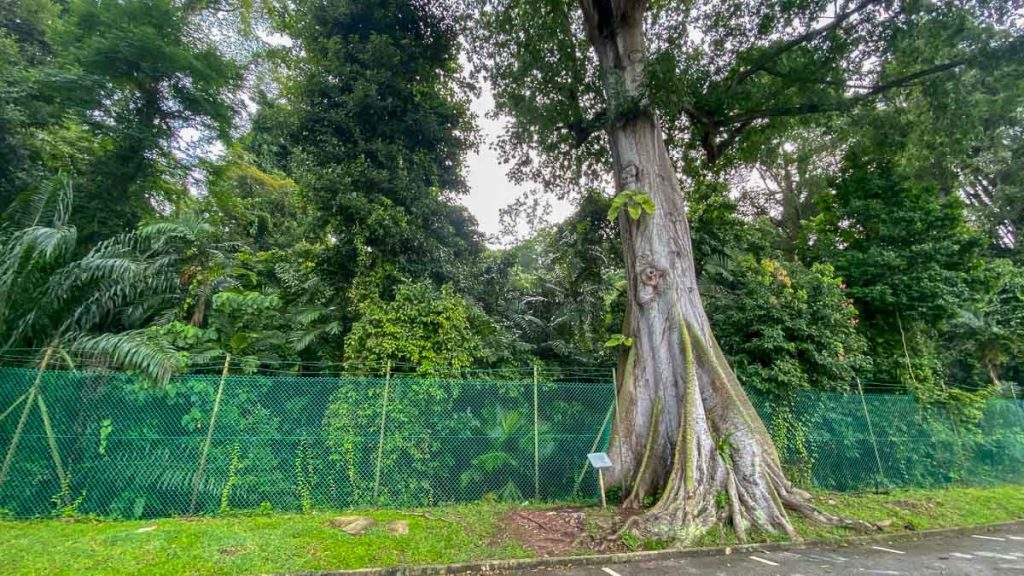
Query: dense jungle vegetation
xmin=0 ymin=0 xmax=1022 ymax=533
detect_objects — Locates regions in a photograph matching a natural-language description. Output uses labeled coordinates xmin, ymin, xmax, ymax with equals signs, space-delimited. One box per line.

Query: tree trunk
xmin=578 ymin=0 xmax=847 ymax=542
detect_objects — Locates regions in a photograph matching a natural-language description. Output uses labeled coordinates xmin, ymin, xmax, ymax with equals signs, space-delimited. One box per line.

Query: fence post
xmin=533 ymin=364 xmax=539 ymax=502
xmin=1008 ymin=381 xmax=1024 ymax=429
xmin=189 ymin=353 xmax=230 ymax=515
xmin=0 ymin=345 xmax=53 ymax=489
xmin=855 ymin=378 xmax=886 ymax=492
xmin=373 ymin=361 xmax=392 ymax=505
xmin=939 ymin=382 xmax=969 ymax=485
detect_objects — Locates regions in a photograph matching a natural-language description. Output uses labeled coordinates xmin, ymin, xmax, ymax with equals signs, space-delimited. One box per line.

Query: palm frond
xmin=3 ymin=172 xmax=74 ymax=229
xmin=68 ymin=331 xmax=183 ymax=386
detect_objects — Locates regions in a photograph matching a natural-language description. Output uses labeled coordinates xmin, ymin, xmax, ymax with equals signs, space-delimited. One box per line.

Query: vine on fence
xmin=0 ymin=365 xmax=1021 ymax=519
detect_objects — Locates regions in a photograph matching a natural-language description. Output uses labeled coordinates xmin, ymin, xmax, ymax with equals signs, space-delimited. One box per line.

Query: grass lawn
xmin=2 ymin=486 xmax=1022 ymax=575
xmin=0 ymin=504 xmax=531 ymax=575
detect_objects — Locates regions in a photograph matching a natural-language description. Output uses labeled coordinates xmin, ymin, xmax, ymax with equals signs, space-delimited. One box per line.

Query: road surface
xmin=510 ymin=524 xmax=1024 ymax=576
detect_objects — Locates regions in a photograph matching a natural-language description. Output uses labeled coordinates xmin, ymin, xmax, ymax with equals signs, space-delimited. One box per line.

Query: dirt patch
xmin=327 ymin=515 xmax=376 ymax=535
xmin=387 ymin=520 xmax=409 ymax=536
xmin=500 ymin=509 xmax=589 ymax=557
xmin=886 ymin=499 xmax=933 ymax=511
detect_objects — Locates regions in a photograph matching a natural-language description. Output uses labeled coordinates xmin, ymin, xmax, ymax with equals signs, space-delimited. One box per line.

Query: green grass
xmin=799 ymin=485 xmax=1024 ymax=540
xmin=0 ymin=504 xmax=531 ymax=576
xmin=692 ymin=485 xmax=1024 ymax=548
xmin=1 ymin=486 xmax=1022 ymax=575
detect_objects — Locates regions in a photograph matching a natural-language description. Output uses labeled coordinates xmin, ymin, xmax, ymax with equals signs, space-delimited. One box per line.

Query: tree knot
xmin=636 ymin=260 xmax=667 ymax=306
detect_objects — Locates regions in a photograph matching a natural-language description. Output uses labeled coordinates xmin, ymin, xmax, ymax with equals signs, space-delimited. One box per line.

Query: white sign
xmin=587 ymin=452 xmax=613 ymax=469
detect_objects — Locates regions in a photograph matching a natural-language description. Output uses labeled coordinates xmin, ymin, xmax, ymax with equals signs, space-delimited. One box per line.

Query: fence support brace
xmin=611 ymin=367 xmax=622 ymax=472
xmin=0 ymin=392 xmax=29 ymax=423
xmin=373 ymin=361 xmax=392 ymax=505
xmin=0 ymin=346 xmax=54 ymax=489
xmin=571 ymin=400 xmax=614 ymax=498
xmin=189 ymin=353 xmax=231 ymax=515
xmin=36 ymin=392 xmax=68 ymax=497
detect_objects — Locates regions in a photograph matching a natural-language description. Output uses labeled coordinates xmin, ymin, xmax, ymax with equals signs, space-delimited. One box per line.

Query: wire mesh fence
xmin=0 ymin=365 xmax=1022 ymax=519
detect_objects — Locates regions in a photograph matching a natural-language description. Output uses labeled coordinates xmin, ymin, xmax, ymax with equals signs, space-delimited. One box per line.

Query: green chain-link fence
xmin=1 ymin=366 xmax=1022 ymax=519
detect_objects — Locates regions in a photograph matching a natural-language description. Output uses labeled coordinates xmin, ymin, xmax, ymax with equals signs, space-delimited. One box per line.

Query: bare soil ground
xmin=498 ymin=508 xmax=639 ymax=556
xmin=500 ymin=509 xmax=590 ymax=557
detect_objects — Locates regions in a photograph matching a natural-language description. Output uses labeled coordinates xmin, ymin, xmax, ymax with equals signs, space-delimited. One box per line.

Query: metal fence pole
xmin=373 ymin=361 xmax=392 ymax=505
xmin=938 ymin=381 xmax=969 ymax=485
xmin=0 ymin=346 xmax=53 ymax=489
xmin=1008 ymin=381 xmax=1024 ymax=429
xmin=189 ymin=353 xmax=231 ymax=515
xmin=533 ymin=364 xmax=539 ymax=502
xmin=855 ymin=378 xmax=886 ymax=492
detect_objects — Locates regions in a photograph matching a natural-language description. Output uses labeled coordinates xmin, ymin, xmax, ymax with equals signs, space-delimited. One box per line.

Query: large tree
xmin=275 ymin=0 xmax=483 ymax=294
xmin=472 ymin=0 xmax=1023 ymax=541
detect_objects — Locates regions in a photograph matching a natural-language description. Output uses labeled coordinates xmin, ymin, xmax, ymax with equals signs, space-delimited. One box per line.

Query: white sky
xmin=461 ymin=87 xmax=574 ymax=242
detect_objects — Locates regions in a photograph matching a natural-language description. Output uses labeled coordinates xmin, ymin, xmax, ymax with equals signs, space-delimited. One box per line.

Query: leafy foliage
xmin=0 ymin=176 xmax=185 ymax=381
xmin=704 ymin=256 xmax=868 ymax=395
xmin=344 ymin=282 xmax=493 ymax=377
xmin=607 ymin=190 xmax=655 ymax=221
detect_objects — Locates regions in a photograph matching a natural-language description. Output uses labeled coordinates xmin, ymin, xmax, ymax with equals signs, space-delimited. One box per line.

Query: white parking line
xmin=972 ymin=535 xmax=1007 ymax=541
xmin=871 ymin=546 xmax=905 ymax=554
xmin=1008 ymin=536 xmax=1024 ymax=541
xmin=601 ymin=567 xmax=623 ymax=576
xmin=950 ymin=553 xmax=974 ymax=559
xmin=749 ymin=556 xmax=779 ymax=566
xmin=995 ymin=565 xmax=1024 ymax=570
xmin=974 ymin=551 xmax=1018 ymax=560
xmin=860 ymin=570 xmax=903 ymax=575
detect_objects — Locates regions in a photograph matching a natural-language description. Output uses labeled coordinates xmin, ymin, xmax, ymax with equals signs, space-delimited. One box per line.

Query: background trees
xmin=0 ymin=0 xmax=1021 ymax=526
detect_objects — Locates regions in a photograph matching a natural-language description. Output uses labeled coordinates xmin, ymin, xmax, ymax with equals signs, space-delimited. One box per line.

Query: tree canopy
xmin=0 ymin=0 xmax=1022 ymax=537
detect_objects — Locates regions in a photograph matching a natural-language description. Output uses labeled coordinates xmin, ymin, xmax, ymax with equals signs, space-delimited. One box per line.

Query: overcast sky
xmin=461 ymin=87 xmax=573 ymax=243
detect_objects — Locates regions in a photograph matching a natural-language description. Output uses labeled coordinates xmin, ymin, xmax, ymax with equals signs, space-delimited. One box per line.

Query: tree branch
xmin=714 ymin=122 xmax=752 ymax=160
xmin=727 ymin=0 xmax=882 ymax=92
xmin=564 ymin=108 xmax=608 ymax=147
xmin=721 ymin=59 xmax=968 ymax=126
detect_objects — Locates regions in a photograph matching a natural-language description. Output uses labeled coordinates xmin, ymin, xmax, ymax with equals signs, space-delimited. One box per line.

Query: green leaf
xmin=628 ymin=204 xmax=642 ymax=220
xmin=637 ymin=194 xmax=656 ymax=214
xmin=607 ymin=195 xmax=627 ymax=221
xmin=604 ymin=334 xmax=633 ymax=347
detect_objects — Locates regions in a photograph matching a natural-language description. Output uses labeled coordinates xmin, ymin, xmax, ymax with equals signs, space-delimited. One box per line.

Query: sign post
xmin=587 ymin=452 xmax=613 ymax=508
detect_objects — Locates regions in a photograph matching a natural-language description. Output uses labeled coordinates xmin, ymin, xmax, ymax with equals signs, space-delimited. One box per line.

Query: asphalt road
xmin=512 ymin=524 xmax=1024 ymax=576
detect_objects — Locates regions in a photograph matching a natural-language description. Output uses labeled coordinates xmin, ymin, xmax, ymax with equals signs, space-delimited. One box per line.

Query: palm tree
xmin=460 ymin=405 xmax=553 ymax=501
xmin=0 ymin=174 xmax=185 ymax=488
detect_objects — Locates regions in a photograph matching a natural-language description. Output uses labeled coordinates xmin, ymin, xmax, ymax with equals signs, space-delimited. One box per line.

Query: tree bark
xmin=578 ymin=0 xmax=849 ymax=542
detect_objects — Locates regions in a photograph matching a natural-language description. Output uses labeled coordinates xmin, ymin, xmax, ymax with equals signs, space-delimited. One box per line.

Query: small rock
xmin=387 ymin=520 xmax=409 ymax=536
xmin=876 ymin=519 xmax=893 ymax=528
xmin=327 ymin=515 xmax=375 ymax=535
xmin=135 ymin=525 xmax=157 ymax=533
xmin=327 ymin=516 xmax=360 ymax=529
xmin=343 ymin=517 xmax=375 ymax=535
xmin=827 ymin=499 xmax=837 ymax=505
